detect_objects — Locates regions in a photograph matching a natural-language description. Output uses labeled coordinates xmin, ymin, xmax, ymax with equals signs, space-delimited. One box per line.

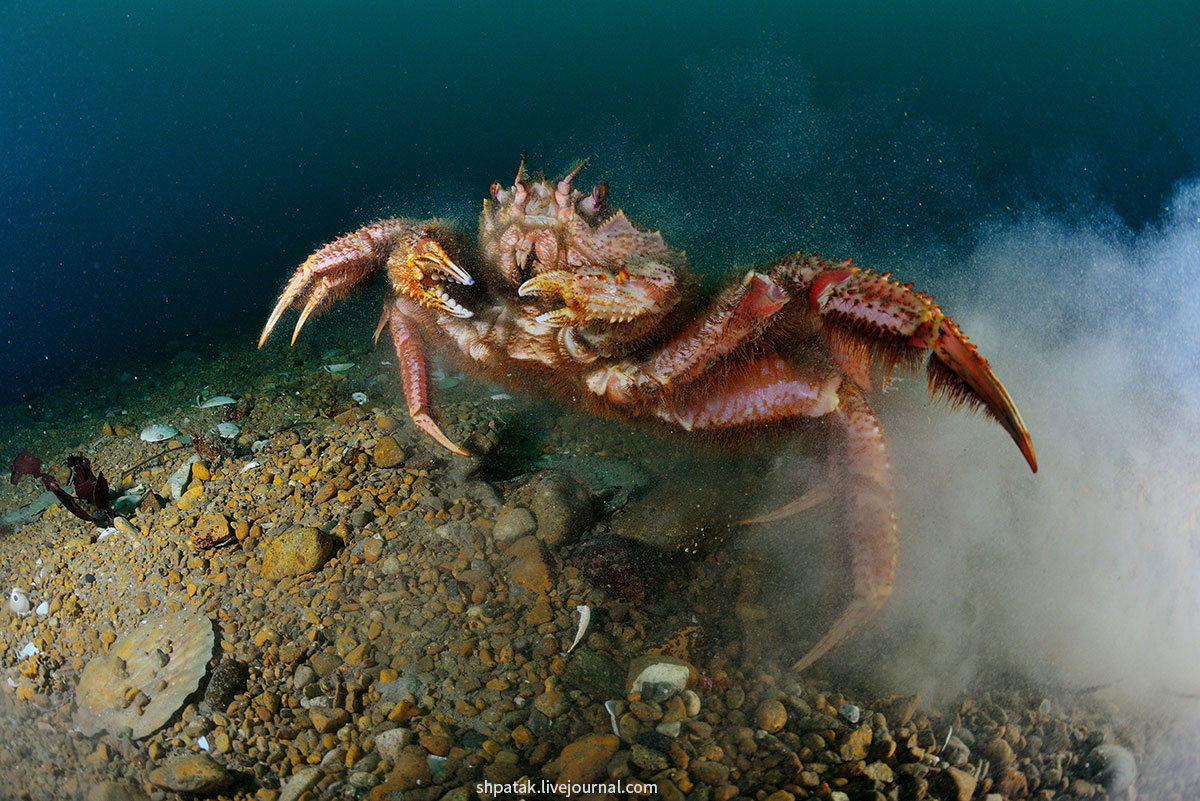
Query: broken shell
xmin=214 ymin=422 xmax=240 ymax=439
xmin=8 ymin=588 xmax=30 ymax=616
xmin=195 ymin=395 xmax=237 ymax=408
xmin=320 ymin=362 xmax=355 ymax=373
xmin=139 ymin=424 xmax=179 ymax=442
xmin=564 ymin=605 xmax=591 ymax=655
xmin=351 ymin=391 xmax=368 ymax=405
xmin=34 ymin=600 xmax=49 ymax=616
xmin=74 ymin=610 xmax=215 ymax=739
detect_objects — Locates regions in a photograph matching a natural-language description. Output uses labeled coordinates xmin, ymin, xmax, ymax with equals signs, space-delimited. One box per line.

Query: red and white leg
xmin=388 ymin=303 xmax=470 ymax=457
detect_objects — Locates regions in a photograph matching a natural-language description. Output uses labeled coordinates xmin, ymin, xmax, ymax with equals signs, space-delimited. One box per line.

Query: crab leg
xmin=792 ymin=386 xmax=898 ymax=671
xmin=769 ymin=254 xmax=1037 ymax=473
xmin=389 ymin=305 xmax=470 ymax=457
xmin=650 ymin=356 xmax=897 ymax=670
xmin=259 ymin=219 xmax=414 ymax=347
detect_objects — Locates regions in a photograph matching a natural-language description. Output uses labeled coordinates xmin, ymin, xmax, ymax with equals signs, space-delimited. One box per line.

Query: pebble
xmin=261 ymin=526 xmax=335 ymax=579
xmin=278 ymin=767 xmax=323 ymax=801
xmin=148 ymin=753 xmax=233 ymax=793
xmin=527 ymin=471 xmax=593 ymax=545
xmin=555 ymin=734 xmax=620 ymax=784
xmin=493 ymin=506 xmax=537 ymax=542
xmin=372 ymin=436 xmax=406 ymax=468
xmin=203 ymin=659 xmax=249 ymax=710
xmin=754 ymin=699 xmax=787 ymax=732
xmin=941 ymin=766 xmax=977 ymax=801
xmin=840 ymin=724 xmax=873 ymax=761
xmin=505 ymin=535 xmax=554 ymax=594
xmin=374 ymin=728 xmax=414 ymax=764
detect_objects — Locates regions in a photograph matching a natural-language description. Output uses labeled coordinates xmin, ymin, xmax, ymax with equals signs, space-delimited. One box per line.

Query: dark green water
xmin=2 ymin=1 xmax=1197 ymax=399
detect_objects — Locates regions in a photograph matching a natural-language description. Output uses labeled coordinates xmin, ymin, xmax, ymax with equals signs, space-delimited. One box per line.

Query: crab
xmin=259 ymin=161 xmax=1036 ymax=670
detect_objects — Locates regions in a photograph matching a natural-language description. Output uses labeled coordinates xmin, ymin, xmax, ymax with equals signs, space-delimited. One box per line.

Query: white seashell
xmin=197 ymin=735 xmax=210 ymax=752
xmin=17 ymin=642 xmax=38 ymax=658
xmin=239 ymin=461 xmax=260 ymax=474
xmin=215 ymin=422 xmax=240 ymax=439
xmin=8 ymin=588 xmax=30 ymax=616
xmin=490 ymin=393 xmax=512 ymax=400
xmin=139 ymin=424 xmax=179 ymax=442
xmin=320 ymin=362 xmax=355 ymax=373
xmin=604 ymin=699 xmax=621 ymax=737
xmin=351 ymin=391 xmax=368 ymax=405
xmin=564 ymin=605 xmax=591 ymax=655
xmin=196 ymin=395 xmax=237 ymax=408
xmin=35 ymin=601 xmax=48 ymax=616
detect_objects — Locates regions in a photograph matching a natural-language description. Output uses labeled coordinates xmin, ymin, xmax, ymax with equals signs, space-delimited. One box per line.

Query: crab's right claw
xmin=388 ymin=234 xmax=475 ymax=319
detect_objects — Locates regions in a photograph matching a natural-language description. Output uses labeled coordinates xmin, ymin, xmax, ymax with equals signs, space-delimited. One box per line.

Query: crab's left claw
xmin=517 ymin=258 xmax=680 ymax=328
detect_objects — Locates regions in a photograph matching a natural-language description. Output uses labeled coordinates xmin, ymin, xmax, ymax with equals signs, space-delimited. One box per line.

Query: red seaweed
xmin=9 ymin=451 xmax=115 ymax=527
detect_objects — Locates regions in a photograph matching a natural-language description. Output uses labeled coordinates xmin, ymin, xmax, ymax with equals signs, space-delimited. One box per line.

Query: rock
xmin=942 ymin=734 xmax=970 ymax=767
xmin=553 ymin=734 xmax=620 ymax=784
xmin=86 ymin=781 xmax=150 ymax=801
xmin=755 ymin=699 xmax=787 ymax=732
xmin=506 ymin=536 xmax=554 ymax=594
xmin=627 ymin=655 xmax=694 ymax=698
xmin=691 ymin=760 xmax=730 ymax=786
xmin=279 ymin=767 xmax=324 ymax=801
xmin=994 ymin=766 xmax=1028 ymax=798
xmin=610 ymin=482 xmax=736 ymax=553
xmin=203 ymin=659 xmax=248 ymax=711
xmin=562 ymin=649 xmax=624 ymax=699
xmin=984 ymin=737 xmax=1016 ymax=765
xmin=371 ymin=436 xmax=406 ymax=468
xmin=310 ymin=708 xmax=350 ymax=733
xmin=631 ymin=743 xmax=671 ymax=771
xmin=528 ymin=471 xmax=593 ymax=545
xmin=262 ymin=526 xmax=335 ymax=580
xmin=840 ymin=724 xmax=873 ymax=761
xmin=148 ymin=753 xmax=233 ymax=793
xmin=940 ymin=766 xmax=976 ymax=801
xmin=493 ymin=506 xmax=537 ymax=542
xmin=375 ymin=727 xmax=415 ymax=765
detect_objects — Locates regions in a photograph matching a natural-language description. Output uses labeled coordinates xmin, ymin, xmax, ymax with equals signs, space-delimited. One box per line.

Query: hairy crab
xmin=259 ymin=161 xmax=1036 ymax=669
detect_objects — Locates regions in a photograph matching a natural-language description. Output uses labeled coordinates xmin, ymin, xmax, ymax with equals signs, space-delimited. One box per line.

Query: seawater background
xmin=4 ymin=0 xmax=1200 ymax=713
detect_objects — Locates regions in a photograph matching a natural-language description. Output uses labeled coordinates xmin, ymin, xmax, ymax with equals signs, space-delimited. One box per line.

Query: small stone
xmin=372 ymin=436 xmax=406 ymax=468
xmin=534 ymin=685 xmax=569 ymax=718
xmin=994 ymin=766 xmax=1028 ymax=798
xmin=691 ymin=760 xmax=730 ymax=785
xmin=562 ymin=649 xmax=624 ymax=699
xmin=840 ymin=724 xmax=873 ymax=761
xmin=363 ymin=538 xmax=383 ymax=563
xmin=547 ymin=733 xmax=620 ymax=785
xmin=864 ymin=762 xmax=895 ymax=783
xmin=631 ymin=743 xmax=671 ymax=771
xmin=148 ymin=753 xmax=233 ymax=793
xmin=941 ymin=766 xmax=977 ymax=801
xmin=261 ymin=526 xmax=335 ymax=580
xmin=310 ymin=708 xmax=350 ymax=733
xmin=763 ymin=792 xmax=795 ymax=801
xmin=493 ymin=506 xmax=537 ymax=542
xmin=754 ymin=699 xmax=787 ymax=732
xmin=984 ymin=737 xmax=1015 ymax=765
xmin=506 ymin=536 xmax=554 ymax=594
xmin=204 ymin=659 xmax=249 ymax=711
xmin=86 ymin=781 xmax=150 ymax=801
xmin=528 ymin=471 xmax=593 ymax=546
xmin=375 ymin=728 xmax=414 ymax=766
xmin=376 ymin=415 xmax=399 ymax=432
xmin=627 ymin=655 xmax=693 ymax=698
xmin=278 ymin=767 xmax=323 ymax=801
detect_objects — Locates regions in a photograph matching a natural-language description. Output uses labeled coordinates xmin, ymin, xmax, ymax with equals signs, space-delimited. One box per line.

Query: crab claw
xmin=517 ymin=259 xmax=680 ymax=328
xmin=781 ymin=257 xmax=1037 ymax=473
xmin=386 ymin=230 xmax=475 ymax=319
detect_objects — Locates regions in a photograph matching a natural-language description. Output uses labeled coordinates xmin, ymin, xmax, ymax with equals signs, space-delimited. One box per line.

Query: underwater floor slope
xmin=0 ymin=320 xmax=1192 ymax=800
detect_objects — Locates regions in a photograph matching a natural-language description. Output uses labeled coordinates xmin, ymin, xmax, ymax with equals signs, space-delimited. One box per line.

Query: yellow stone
xmin=176 ymin=485 xmax=204 ymax=510
xmin=192 ymin=463 xmax=211 ymax=481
